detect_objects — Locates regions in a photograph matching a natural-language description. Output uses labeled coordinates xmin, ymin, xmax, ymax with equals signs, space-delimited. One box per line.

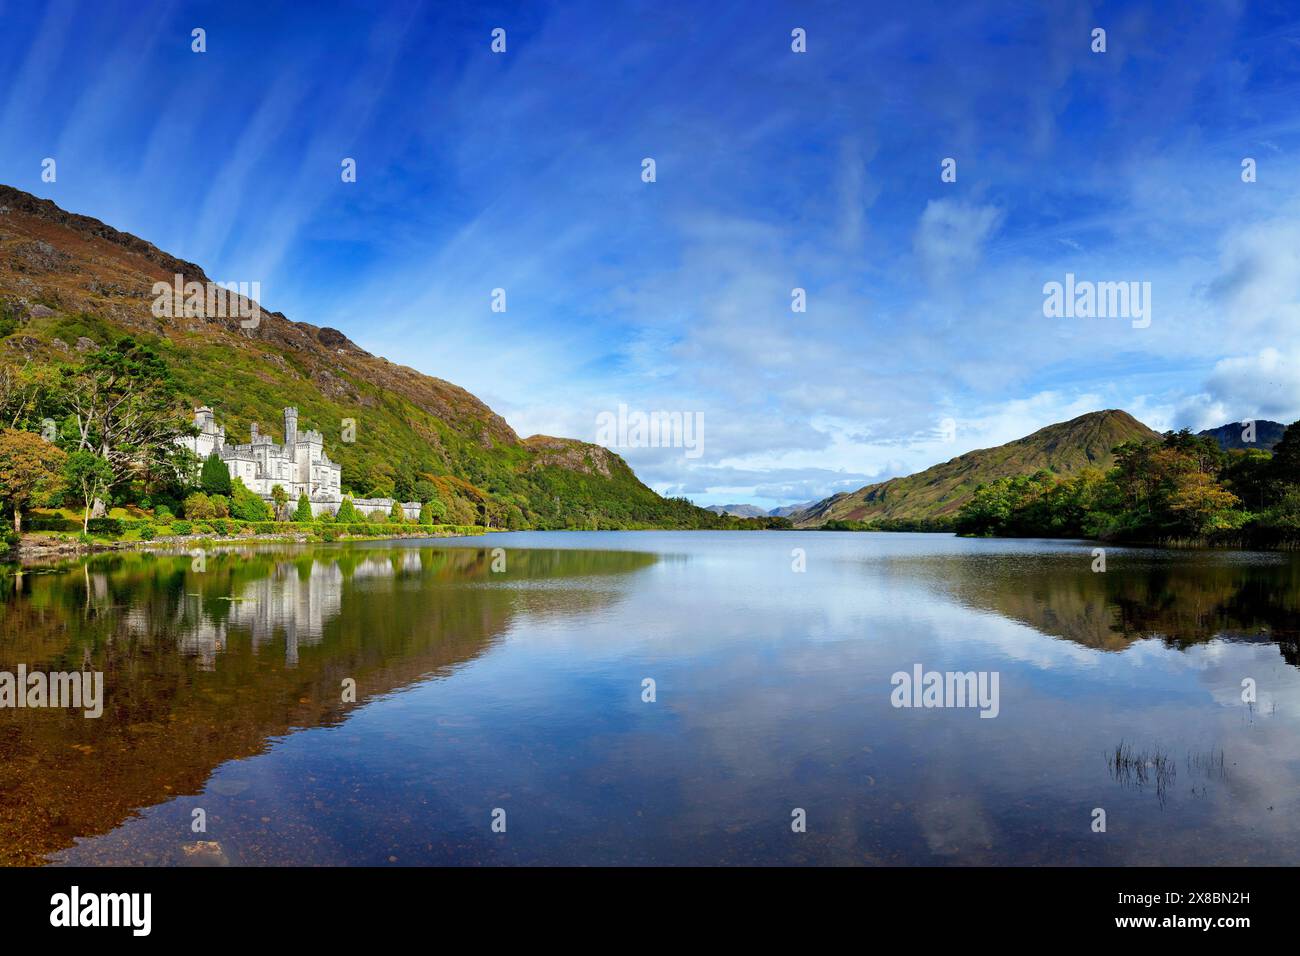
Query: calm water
xmin=2 ymin=531 xmax=1298 ymax=866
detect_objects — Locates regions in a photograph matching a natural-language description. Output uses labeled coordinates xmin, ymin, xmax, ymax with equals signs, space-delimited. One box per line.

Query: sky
xmin=2 ymin=0 xmax=1299 ymax=509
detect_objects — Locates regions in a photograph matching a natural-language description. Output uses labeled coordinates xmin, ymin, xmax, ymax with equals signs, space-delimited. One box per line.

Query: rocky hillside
xmin=0 ymin=185 xmax=725 ymax=530
xmin=795 ymin=409 xmax=1163 ymax=526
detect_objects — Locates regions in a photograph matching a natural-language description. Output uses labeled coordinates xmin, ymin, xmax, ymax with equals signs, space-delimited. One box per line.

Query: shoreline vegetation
xmin=0 ymin=314 xmax=1294 ymax=554
xmin=822 ymin=421 xmax=1300 ymax=550
xmin=0 ymin=334 xmax=791 ymax=565
xmin=950 ymin=424 xmax=1300 ymax=549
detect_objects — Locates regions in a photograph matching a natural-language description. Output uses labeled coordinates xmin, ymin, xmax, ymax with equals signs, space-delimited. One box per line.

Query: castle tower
xmin=284 ymin=407 xmax=298 ymax=446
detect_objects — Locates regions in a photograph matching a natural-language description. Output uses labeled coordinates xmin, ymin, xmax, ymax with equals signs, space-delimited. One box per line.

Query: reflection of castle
xmin=226 ymin=562 xmax=344 ymax=666
xmin=177 ymin=406 xmax=420 ymax=519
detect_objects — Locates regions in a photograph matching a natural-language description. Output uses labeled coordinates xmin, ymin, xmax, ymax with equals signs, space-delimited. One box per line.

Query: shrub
xmin=171 ymin=520 xmax=193 ymax=535
xmin=229 ymin=478 xmax=272 ymax=521
xmin=154 ymin=504 xmax=174 ymax=521
xmin=293 ymin=492 xmax=313 ymax=522
xmin=184 ymin=491 xmax=215 ymax=519
xmin=86 ymin=517 xmax=124 ymax=536
xmin=211 ymin=519 xmax=228 ymax=535
xmin=211 ymin=495 xmax=230 ymax=518
xmin=389 ymin=502 xmax=404 ymax=522
xmin=138 ymin=523 xmax=156 ymax=540
xmin=336 ymin=497 xmax=359 ymax=522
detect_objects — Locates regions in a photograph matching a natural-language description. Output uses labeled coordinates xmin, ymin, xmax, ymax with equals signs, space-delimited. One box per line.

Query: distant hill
xmin=768 ymin=501 xmax=817 ymax=518
xmin=1198 ymin=420 xmax=1285 ymax=452
xmin=703 ymin=504 xmax=769 ymax=518
xmin=702 ymin=501 xmax=817 ymax=518
xmin=794 ymin=409 xmax=1162 ymax=526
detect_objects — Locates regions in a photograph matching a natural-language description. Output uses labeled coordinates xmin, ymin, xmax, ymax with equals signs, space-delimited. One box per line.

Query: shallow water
xmin=2 ymin=531 xmax=1298 ymax=866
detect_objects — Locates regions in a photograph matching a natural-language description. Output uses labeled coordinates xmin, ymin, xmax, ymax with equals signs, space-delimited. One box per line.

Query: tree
xmin=200 ymin=451 xmax=232 ymax=497
xmin=229 ymin=477 xmax=271 ymax=521
xmin=293 ymin=492 xmax=313 ymax=522
xmin=271 ymin=484 xmax=290 ymax=521
xmin=64 ymin=337 xmax=192 ymax=510
xmin=0 ymin=429 xmax=67 ymax=533
xmin=63 ymin=450 xmax=114 ymax=533
xmin=1271 ymin=421 xmax=1300 ymax=489
xmin=184 ymin=491 xmax=215 ymax=519
xmin=336 ymin=496 xmax=358 ymax=522
xmin=1165 ymin=471 xmax=1242 ymax=535
xmin=0 ymin=361 xmax=63 ymax=430
xmin=389 ymin=501 xmax=404 ymax=523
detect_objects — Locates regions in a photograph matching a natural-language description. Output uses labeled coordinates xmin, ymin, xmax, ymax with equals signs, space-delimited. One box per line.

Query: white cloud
xmin=913 ymin=199 xmax=1004 ymax=280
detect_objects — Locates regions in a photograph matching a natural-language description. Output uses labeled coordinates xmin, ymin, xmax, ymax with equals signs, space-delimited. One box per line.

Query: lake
xmin=2 ymin=531 xmax=1298 ymax=866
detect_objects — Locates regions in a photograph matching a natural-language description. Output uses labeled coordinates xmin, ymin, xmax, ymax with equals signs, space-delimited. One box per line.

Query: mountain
xmin=1198 ymin=419 xmax=1285 ymax=452
xmin=794 ymin=409 xmax=1162 ymax=526
xmin=0 ymin=185 xmax=726 ymax=530
xmin=768 ymin=501 xmax=816 ymax=518
xmin=704 ymin=504 xmax=769 ymax=518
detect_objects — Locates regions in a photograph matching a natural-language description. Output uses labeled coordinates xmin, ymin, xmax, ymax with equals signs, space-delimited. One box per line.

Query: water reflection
xmin=3 ymin=534 xmax=1300 ymax=866
xmin=907 ymin=547 xmax=1300 ymax=657
xmin=0 ymin=544 xmax=656 ymax=865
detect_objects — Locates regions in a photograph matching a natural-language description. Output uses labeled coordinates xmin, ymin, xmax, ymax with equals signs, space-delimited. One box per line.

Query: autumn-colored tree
xmin=1165 ymin=471 xmax=1242 ymax=535
xmin=0 ymin=429 xmax=67 ymax=533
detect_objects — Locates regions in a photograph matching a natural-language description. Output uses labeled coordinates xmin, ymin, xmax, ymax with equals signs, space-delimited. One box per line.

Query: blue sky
xmin=3 ymin=0 xmax=1299 ymax=508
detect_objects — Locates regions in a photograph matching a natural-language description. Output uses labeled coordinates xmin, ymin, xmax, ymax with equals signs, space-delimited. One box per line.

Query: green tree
xmin=63 ymin=450 xmax=114 ymax=533
xmin=1270 ymin=421 xmax=1300 ymax=489
xmin=200 ymin=451 xmax=232 ymax=496
xmin=293 ymin=492 xmax=313 ymax=522
xmin=183 ymin=491 xmax=215 ymax=519
xmin=0 ymin=429 xmax=67 ymax=533
xmin=389 ymin=501 xmax=404 ymax=523
xmin=336 ymin=496 xmax=358 ymax=522
xmin=229 ymin=477 xmax=271 ymax=521
xmin=65 ymin=337 xmax=192 ymax=507
xmin=270 ymin=484 xmax=290 ymax=521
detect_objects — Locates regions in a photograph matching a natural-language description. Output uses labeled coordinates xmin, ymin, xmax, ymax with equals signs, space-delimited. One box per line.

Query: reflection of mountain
xmin=0 ymin=544 xmax=655 ymax=865
xmin=924 ymin=551 xmax=1300 ymax=658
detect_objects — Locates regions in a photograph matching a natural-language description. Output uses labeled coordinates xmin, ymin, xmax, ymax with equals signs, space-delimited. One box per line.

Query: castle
xmin=178 ymin=406 xmax=421 ymax=520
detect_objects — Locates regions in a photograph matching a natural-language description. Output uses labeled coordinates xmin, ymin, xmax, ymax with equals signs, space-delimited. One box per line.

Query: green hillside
xmin=795 ymin=409 xmax=1162 ymax=526
xmin=0 ymin=184 xmax=746 ymax=531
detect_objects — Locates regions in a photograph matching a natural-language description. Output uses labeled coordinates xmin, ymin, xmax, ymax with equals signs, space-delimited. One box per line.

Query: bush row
xmin=27 ymin=516 xmax=482 ymax=540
